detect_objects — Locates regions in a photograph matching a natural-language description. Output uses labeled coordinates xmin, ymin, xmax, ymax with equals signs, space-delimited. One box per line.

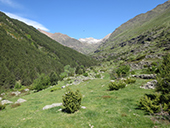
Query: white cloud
xmin=5 ymin=12 xmax=50 ymax=31
xmin=0 ymin=0 xmax=22 ymax=8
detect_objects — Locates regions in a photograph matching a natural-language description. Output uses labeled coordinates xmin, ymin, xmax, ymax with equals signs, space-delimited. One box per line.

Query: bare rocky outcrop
xmin=11 ymin=91 xmax=21 ymax=96
xmin=132 ymin=74 xmax=156 ymax=79
xmin=140 ymin=80 xmax=158 ymax=89
xmin=1 ymin=100 xmax=13 ymax=105
xmin=43 ymin=103 xmax=62 ymax=110
xmin=15 ymin=98 xmax=27 ymax=104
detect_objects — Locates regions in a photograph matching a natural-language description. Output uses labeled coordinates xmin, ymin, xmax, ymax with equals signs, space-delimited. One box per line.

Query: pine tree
xmin=62 ymin=88 xmax=82 ymax=113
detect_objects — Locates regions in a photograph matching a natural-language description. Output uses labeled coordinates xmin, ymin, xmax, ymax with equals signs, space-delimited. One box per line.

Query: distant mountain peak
xmin=79 ymin=33 xmax=111 ymax=44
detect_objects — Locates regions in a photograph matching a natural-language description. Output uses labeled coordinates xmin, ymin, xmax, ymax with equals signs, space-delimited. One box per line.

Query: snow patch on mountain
xmin=79 ymin=37 xmax=102 ymax=44
xmin=79 ymin=34 xmax=111 ymax=44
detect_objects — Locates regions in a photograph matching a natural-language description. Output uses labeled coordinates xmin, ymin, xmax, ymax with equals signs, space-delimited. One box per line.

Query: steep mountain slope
xmin=0 ymin=11 xmax=95 ymax=89
xmin=38 ymin=29 xmax=110 ymax=54
xmin=38 ymin=29 xmax=88 ymax=54
xmin=93 ymin=0 xmax=170 ymax=61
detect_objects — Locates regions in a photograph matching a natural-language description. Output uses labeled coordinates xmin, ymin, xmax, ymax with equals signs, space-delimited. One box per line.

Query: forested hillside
xmin=0 ymin=12 xmax=95 ymax=89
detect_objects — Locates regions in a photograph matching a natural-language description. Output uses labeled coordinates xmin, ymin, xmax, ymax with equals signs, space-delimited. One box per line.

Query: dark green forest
xmin=0 ymin=12 xmax=95 ymax=89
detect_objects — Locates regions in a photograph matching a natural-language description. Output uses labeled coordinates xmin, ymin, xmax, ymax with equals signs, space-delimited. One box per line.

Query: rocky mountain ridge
xmin=38 ymin=29 xmax=110 ymax=54
xmin=93 ymin=0 xmax=170 ymax=61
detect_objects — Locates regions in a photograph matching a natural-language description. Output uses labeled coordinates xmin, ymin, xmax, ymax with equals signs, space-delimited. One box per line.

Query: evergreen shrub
xmin=83 ymin=73 xmax=88 ymax=77
xmin=62 ymin=88 xmax=82 ymax=113
xmin=108 ymin=81 xmax=126 ymax=91
xmin=124 ymin=77 xmax=136 ymax=84
xmin=116 ymin=65 xmax=130 ymax=77
xmin=138 ymin=54 xmax=170 ymax=114
xmin=95 ymin=74 xmax=101 ymax=78
xmin=138 ymin=93 xmax=161 ymax=114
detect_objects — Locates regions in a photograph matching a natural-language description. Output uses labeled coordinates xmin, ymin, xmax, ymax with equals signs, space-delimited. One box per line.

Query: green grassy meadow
xmin=1 ymin=72 xmax=169 ymax=128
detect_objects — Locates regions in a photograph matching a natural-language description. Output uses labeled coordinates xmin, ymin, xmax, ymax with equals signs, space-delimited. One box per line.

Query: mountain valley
xmin=1 ymin=1 xmax=170 ymax=127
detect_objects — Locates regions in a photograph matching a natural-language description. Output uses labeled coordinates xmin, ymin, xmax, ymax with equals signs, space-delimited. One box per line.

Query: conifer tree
xmin=62 ymin=88 xmax=82 ymax=113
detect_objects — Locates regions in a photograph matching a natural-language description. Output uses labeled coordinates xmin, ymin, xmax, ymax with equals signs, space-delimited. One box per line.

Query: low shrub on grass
xmin=124 ymin=77 xmax=136 ymax=84
xmin=110 ymin=65 xmax=130 ymax=79
xmin=83 ymin=73 xmax=88 ymax=77
xmin=14 ymin=82 xmax=22 ymax=89
xmin=108 ymin=80 xmax=126 ymax=91
xmin=116 ymin=65 xmax=130 ymax=77
xmin=138 ymin=93 xmax=161 ymax=114
xmin=95 ymin=74 xmax=101 ymax=78
xmin=62 ymin=88 xmax=82 ymax=113
xmin=0 ymin=103 xmax=6 ymax=110
xmin=130 ymin=70 xmax=135 ymax=75
xmin=139 ymin=54 xmax=170 ymax=115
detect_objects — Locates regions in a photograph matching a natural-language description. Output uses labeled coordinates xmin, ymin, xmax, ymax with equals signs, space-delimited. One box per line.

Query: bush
xmin=49 ymin=72 xmax=59 ymax=85
xmin=138 ymin=54 xmax=170 ymax=114
xmin=116 ymin=65 xmax=130 ymax=78
xmin=62 ymin=88 xmax=82 ymax=113
xmin=124 ymin=77 xmax=136 ymax=84
xmin=75 ymin=66 xmax=85 ymax=75
xmin=130 ymin=70 xmax=135 ymax=75
xmin=83 ymin=73 xmax=88 ymax=77
xmin=0 ymin=103 xmax=6 ymax=110
xmin=138 ymin=93 xmax=161 ymax=114
xmin=32 ymin=74 xmax=51 ymax=92
xmin=108 ymin=81 xmax=126 ymax=91
xmin=95 ymin=74 xmax=101 ymax=78
xmin=14 ymin=82 xmax=22 ymax=89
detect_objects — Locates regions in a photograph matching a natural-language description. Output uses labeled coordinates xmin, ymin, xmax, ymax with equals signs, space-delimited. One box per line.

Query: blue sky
xmin=0 ymin=0 xmax=168 ymax=39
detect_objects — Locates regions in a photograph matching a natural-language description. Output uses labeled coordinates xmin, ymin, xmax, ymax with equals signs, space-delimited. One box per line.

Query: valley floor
xmin=0 ymin=73 xmax=169 ymax=128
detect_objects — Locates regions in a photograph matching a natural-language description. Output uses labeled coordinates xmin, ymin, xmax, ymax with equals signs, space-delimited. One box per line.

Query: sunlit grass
xmin=0 ymin=74 xmax=169 ymax=127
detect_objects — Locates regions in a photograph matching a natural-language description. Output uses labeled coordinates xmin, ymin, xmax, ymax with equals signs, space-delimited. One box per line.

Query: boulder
xmin=24 ymin=88 xmax=29 ymax=92
xmin=81 ymin=106 xmax=86 ymax=109
xmin=61 ymin=86 xmax=65 ymax=89
xmin=11 ymin=91 xmax=21 ymax=96
xmin=15 ymin=98 xmax=27 ymax=104
xmin=43 ymin=103 xmax=62 ymax=110
xmin=140 ymin=80 xmax=157 ymax=89
xmin=110 ymin=80 xmax=115 ymax=82
xmin=1 ymin=93 xmax=5 ymax=96
xmin=1 ymin=100 xmax=13 ymax=105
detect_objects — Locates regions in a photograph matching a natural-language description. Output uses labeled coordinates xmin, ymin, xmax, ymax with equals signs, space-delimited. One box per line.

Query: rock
xmin=110 ymin=80 xmax=115 ymax=82
xmin=140 ymin=80 xmax=157 ymax=89
xmin=15 ymin=98 xmax=27 ymax=104
xmin=11 ymin=91 xmax=21 ymax=96
xmin=0 ymin=97 xmax=2 ymax=101
xmin=58 ymin=108 xmax=62 ymax=111
xmin=1 ymin=100 xmax=13 ymax=105
xmin=132 ymin=74 xmax=156 ymax=79
xmin=1 ymin=93 xmax=5 ymax=96
xmin=24 ymin=88 xmax=29 ymax=92
xmin=43 ymin=103 xmax=62 ymax=110
xmin=81 ymin=106 xmax=86 ymax=109
xmin=61 ymin=86 xmax=65 ymax=89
